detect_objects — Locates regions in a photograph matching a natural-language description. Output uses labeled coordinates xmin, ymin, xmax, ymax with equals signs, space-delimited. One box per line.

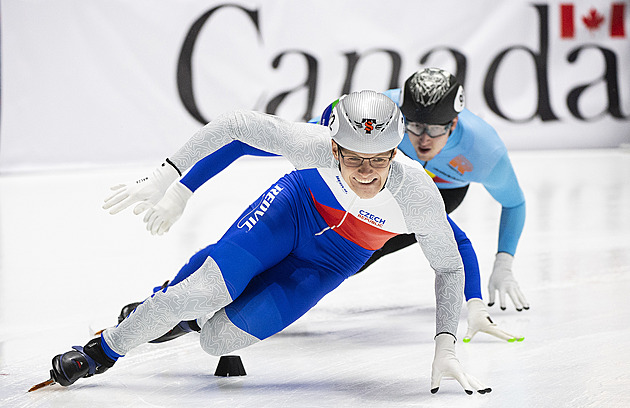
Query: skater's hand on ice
xmin=487 ymin=252 xmax=529 ymax=312
xmin=463 ymin=299 xmax=524 ymax=343
xmin=143 ymin=181 xmax=192 ymax=235
xmin=431 ymin=333 xmax=491 ymax=395
xmin=103 ymin=162 xmax=180 ymax=215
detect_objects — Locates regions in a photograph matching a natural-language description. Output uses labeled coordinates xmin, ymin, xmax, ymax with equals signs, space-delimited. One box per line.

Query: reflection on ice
xmin=1 ymin=149 xmax=629 ymax=407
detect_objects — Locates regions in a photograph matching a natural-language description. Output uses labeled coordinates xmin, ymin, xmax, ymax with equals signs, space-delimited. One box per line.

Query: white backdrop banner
xmin=1 ymin=0 xmax=628 ymax=172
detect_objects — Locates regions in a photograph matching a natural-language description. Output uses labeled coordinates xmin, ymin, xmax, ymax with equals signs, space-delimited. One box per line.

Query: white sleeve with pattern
xmin=388 ymin=162 xmax=464 ymax=337
xmin=168 ymin=110 xmax=333 ymax=173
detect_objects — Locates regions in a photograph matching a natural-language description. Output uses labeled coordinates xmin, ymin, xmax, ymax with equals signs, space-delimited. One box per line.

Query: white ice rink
xmin=1 ymin=148 xmax=629 ymax=407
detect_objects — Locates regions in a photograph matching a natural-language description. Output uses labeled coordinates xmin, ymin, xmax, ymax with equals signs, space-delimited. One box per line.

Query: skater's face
xmin=332 ymin=141 xmax=396 ymax=199
xmin=406 ymin=117 xmax=458 ymax=161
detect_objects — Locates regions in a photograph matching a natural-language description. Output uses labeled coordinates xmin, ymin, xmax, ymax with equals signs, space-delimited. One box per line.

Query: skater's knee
xmin=199 ymin=310 xmax=259 ymax=356
xmin=201 ymin=337 xmax=242 ymax=356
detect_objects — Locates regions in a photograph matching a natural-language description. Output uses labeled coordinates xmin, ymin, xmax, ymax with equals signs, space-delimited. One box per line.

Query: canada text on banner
xmin=0 ymin=0 xmax=628 ymax=172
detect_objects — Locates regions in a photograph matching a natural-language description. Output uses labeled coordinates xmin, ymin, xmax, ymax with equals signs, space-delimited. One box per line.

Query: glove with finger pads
xmin=431 ymin=333 xmax=491 ymax=395
xmin=488 ymin=252 xmax=530 ymax=311
xmin=463 ymin=298 xmax=524 ymax=343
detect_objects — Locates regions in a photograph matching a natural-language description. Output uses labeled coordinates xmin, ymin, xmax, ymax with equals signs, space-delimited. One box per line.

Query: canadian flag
xmin=560 ymin=2 xmax=626 ymax=38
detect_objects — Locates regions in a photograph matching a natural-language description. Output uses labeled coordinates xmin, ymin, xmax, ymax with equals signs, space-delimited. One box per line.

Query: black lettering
xmin=484 ymin=4 xmax=558 ymax=122
xmin=265 ymin=51 xmax=318 ymax=122
xmin=340 ymin=49 xmax=402 ymax=93
xmin=567 ymin=45 xmax=629 ymax=120
xmin=176 ymin=4 xmax=261 ymax=124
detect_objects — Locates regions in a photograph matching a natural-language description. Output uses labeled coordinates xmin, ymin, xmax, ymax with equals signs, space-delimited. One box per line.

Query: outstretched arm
xmin=447 ymin=216 xmax=481 ymax=301
xmin=180 ymin=140 xmax=277 ymax=192
xmin=103 ymin=111 xmax=330 ymax=220
xmin=169 ymin=110 xmax=331 ymax=174
xmin=102 ymin=140 xmax=275 ymax=218
xmin=408 ymin=184 xmax=490 ymax=394
xmin=143 ymin=141 xmax=277 ymax=235
xmin=482 ymin=153 xmax=526 ymax=256
xmin=443 ymin=216 xmax=524 ymax=343
xmin=483 ymin=153 xmax=529 ymax=311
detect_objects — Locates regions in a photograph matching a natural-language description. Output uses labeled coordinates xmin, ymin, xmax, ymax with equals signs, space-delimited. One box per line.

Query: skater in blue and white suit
xmin=48 ymin=91 xmax=490 ymax=395
xmin=139 ymin=68 xmax=526 ymax=344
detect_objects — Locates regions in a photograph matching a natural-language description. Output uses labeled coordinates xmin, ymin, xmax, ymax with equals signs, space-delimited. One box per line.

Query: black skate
xmin=116 ymin=280 xmax=171 ymax=324
xmin=29 ymin=337 xmax=116 ymax=391
xmin=93 ymin=301 xmax=142 ymax=337
xmin=117 ymin=300 xmax=201 ymax=343
xmin=117 ymin=301 xmax=142 ymax=324
xmin=116 ymin=279 xmax=201 ymax=344
xmin=149 ymin=320 xmax=201 ymax=343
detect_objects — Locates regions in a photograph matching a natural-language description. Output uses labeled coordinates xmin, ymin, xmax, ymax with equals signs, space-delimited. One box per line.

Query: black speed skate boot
xmin=117 ymin=280 xmax=170 ymax=324
xmin=118 ymin=300 xmax=201 ymax=343
xmin=117 ymin=301 xmax=142 ymax=324
xmin=50 ymin=337 xmax=116 ymax=387
xmin=116 ymin=279 xmax=201 ymax=344
xmin=149 ymin=319 xmax=201 ymax=343
xmin=118 ymin=301 xmax=201 ymax=343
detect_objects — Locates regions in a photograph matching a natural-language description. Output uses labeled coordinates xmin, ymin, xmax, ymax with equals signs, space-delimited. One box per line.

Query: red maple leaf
xmin=582 ymin=8 xmax=605 ymax=31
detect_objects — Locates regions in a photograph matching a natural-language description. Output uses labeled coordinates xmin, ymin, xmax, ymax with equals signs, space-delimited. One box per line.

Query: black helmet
xmin=399 ymin=68 xmax=465 ymax=125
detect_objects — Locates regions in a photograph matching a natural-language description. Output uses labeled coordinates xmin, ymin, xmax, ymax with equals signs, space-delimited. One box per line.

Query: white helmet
xmin=325 ymin=90 xmax=404 ymax=154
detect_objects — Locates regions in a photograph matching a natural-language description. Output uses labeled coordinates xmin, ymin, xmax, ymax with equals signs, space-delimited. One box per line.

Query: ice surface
xmin=1 ymin=149 xmax=629 ymax=407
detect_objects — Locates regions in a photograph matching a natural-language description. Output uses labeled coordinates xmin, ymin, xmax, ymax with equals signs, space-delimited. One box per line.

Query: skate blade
xmin=28 ymin=378 xmax=55 ymax=392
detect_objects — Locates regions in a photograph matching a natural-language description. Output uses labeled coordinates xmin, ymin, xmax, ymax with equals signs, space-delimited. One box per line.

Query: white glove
xmin=102 ymin=161 xmax=180 ymax=215
xmin=488 ymin=252 xmax=529 ymax=311
xmin=430 ymin=333 xmax=491 ymax=395
xmin=463 ymin=298 xmax=524 ymax=343
xmin=143 ymin=181 xmax=193 ymax=235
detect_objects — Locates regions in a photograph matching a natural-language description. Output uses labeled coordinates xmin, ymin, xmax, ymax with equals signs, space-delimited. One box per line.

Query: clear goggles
xmin=405 ymin=121 xmax=452 ymax=138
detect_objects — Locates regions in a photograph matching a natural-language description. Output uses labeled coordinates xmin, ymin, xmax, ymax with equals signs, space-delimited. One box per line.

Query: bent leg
xmin=357 ymin=233 xmax=417 ymax=272
xmin=105 ymin=178 xmax=300 ymax=356
xmin=104 ymin=256 xmax=232 ymax=356
xmin=199 ymin=256 xmax=346 ymax=353
xmin=200 ymin=309 xmax=260 ymax=356
xmin=439 ymin=185 xmax=469 ymax=214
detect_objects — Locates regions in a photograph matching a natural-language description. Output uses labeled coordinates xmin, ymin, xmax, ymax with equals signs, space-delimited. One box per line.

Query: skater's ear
xmin=331 ymin=140 xmax=340 ymax=161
